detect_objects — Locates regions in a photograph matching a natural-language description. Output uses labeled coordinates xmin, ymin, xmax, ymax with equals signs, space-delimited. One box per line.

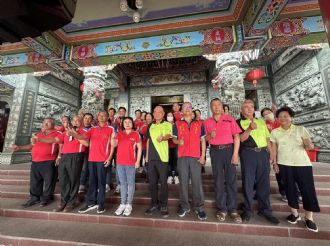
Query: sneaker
xmin=174 ymin=176 xmax=180 ymax=184
xmin=281 ymin=195 xmax=288 ymax=202
xmin=123 ymin=204 xmax=133 ymax=216
xmin=78 ymin=185 xmax=85 ymax=194
xmin=145 ymin=206 xmax=158 ymax=216
xmin=305 ymin=219 xmax=318 ymax=232
xmin=114 ymin=185 xmax=121 ymax=194
xmin=97 ymin=207 xmax=106 ymax=214
xmin=167 ymin=176 xmax=173 ymax=184
xmin=115 ymin=204 xmax=126 ymax=216
xmin=298 ymin=196 xmax=303 ymax=204
xmin=78 ymin=204 xmax=98 ymax=214
xmin=258 ymin=212 xmax=280 ymax=225
xmin=195 ymin=210 xmax=207 ymax=221
xmin=286 ymin=214 xmax=301 ymax=224
xmin=177 ymin=207 xmax=190 ymax=218
xmin=105 ymin=184 xmax=111 ymax=193
xmin=160 ymin=207 xmax=169 ymax=218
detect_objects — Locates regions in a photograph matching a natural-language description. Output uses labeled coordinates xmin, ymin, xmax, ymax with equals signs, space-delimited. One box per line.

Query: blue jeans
xmin=117 ymin=165 xmax=136 ymax=205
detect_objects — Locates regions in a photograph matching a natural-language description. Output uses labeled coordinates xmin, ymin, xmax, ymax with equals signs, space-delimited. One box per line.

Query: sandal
xmin=216 ymin=211 xmax=227 ymax=222
xmin=230 ymin=212 xmax=242 ymax=223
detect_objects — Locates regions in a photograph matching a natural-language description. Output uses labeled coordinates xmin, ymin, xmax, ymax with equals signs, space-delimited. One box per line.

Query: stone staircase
xmin=0 ymin=162 xmax=330 ymax=245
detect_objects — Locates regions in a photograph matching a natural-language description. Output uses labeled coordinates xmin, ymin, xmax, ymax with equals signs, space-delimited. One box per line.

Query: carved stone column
xmin=213 ymin=52 xmax=246 ymax=118
xmin=0 ymin=74 xmax=28 ymax=164
xmin=80 ymin=66 xmax=108 ymax=116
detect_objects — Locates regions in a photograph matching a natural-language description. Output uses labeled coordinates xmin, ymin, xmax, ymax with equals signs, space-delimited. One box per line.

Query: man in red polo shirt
xmin=35 ymin=116 xmax=89 ymax=212
xmin=12 ymin=118 xmax=61 ymax=208
xmin=173 ymin=102 xmax=207 ymax=220
xmin=172 ymin=102 xmax=183 ymax=121
xmin=204 ymin=98 xmax=242 ymax=223
xmin=70 ymin=111 xmax=116 ymax=214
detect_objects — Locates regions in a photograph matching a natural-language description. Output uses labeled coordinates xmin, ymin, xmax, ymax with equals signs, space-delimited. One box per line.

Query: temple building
xmin=1 ymin=0 xmax=330 ymax=244
xmin=1 ymin=0 xmax=330 ymax=164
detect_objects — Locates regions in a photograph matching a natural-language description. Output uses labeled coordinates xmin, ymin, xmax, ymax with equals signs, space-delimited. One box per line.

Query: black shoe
xmin=78 ymin=204 xmax=98 ymax=214
xmin=177 ymin=207 xmax=190 ymax=218
xmin=195 ymin=210 xmax=207 ymax=221
xmin=97 ymin=207 xmax=106 ymax=214
xmin=145 ymin=206 xmax=158 ymax=216
xmin=305 ymin=219 xmax=318 ymax=232
xmin=286 ymin=214 xmax=301 ymax=224
xmin=258 ymin=212 xmax=280 ymax=225
xmin=160 ymin=207 xmax=169 ymax=218
xmin=22 ymin=199 xmax=40 ymax=208
xmin=241 ymin=212 xmax=252 ymax=222
xmin=39 ymin=201 xmax=49 ymax=207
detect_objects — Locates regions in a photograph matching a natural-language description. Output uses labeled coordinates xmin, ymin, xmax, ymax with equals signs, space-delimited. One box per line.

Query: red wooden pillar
xmin=319 ymin=0 xmax=330 ymax=44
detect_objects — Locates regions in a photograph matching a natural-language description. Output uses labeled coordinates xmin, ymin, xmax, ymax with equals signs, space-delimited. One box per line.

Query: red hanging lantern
xmin=79 ymin=83 xmax=85 ymax=92
xmin=245 ymin=69 xmax=265 ymax=87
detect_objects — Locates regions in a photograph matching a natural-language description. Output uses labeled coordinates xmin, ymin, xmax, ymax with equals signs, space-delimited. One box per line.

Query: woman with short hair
xmin=270 ymin=106 xmax=320 ymax=232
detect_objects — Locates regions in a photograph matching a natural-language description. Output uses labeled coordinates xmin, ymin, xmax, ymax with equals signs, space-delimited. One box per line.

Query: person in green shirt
xmin=237 ymin=99 xmax=279 ymax=225
xmin=144 ymin=106 xmax=172 ymax=218
xmin=270 ymin=106 xmax=320 ymax=232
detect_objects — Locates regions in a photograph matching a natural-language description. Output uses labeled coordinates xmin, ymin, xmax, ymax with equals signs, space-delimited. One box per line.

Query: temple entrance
xmin=151 ymin=95 xmax=184 ymax=114
xmin=0 ymin=101 xmax=10 ymax=152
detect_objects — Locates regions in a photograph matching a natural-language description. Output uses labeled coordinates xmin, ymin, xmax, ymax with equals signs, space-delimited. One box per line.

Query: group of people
xmin=11 ymin=98 xmax=320 ymax=232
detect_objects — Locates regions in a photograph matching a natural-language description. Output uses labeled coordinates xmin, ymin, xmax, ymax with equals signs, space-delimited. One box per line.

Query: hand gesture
xmin=55 ymin=157 xmax=61 ymax=166
xmin=249 ymin=119 xmax=257 ymax=130
xmin=31 ymin=133 xmax=37 ymax=145
xmin=135 ymin=161 xmax=140 ymax=169
xmin=104 ymin=159 xmax=111 ymax=167
xmin=67 ymin=127 xmax=77 ymax=137
xmin=11 ymin=144 xmax=19 ymax=152
xmin=179 ymin=139 xmax=184 ymax=146
xmin=210 ymin=131 xmax=216 ymax=139
xmin=157 ymin=135 xmax=163 ymax=143
xmin=231 ymin=154 xmax=239 ymax=165
xmin=198 ymin=156 xmax=205 ymax=165
xmin=272 ymin=163 xmax=279 ymax=174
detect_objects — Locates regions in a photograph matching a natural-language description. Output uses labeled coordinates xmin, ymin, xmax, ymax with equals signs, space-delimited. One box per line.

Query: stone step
xmin=1 ymin=162 xmax=329 ymax=181
xmin=1 ymin=187 xmax=330 ymax=214
xmin=0 ymin=234 xmax=107 ymax=246
xmin=0 ymin=198 xmax=329 ymax=241
xmin=1 ymin=217 xmax=329 ymax=246
xmin=1 ymin=177 xmax=330 ymax=196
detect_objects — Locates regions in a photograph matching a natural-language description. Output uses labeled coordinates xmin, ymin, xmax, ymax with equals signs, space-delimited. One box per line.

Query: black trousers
xmin=240 ymin=148 xmax=272 ymax=216
xmin=210 ymin=146 xmax=237 ymax=213
xmin=278 ymin=164 xmax=320 ymax=212
xmin=79 ymin=153 xmax=89 ymax=186
xmin=148 ymin=160 xmax=168 ymax=207
xmin=59 ymin=153 xmax=84 ymax=206
xmin=30 ymin=161 xmax=55 ymax=203
xmin=87 ymin=162 xmax=107 ymax=208
xmin=168 ymin=147 xmax=178 ymax=176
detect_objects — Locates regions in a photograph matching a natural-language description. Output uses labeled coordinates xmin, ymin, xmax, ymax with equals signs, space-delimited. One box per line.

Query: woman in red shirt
xmin=109 ymin=117 xmax=142 ymax=216
xmin=166 ymin=112 xmax=179 ymax=184
xmin=140 ymin=113 xmax=153 ymax=171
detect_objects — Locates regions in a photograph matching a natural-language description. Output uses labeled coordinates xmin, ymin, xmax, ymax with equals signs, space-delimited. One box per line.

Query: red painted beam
xmin=319 ymin=0 xmax=330 ymax=44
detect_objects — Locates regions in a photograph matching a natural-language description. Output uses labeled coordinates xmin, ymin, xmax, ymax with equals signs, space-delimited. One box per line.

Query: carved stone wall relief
xmin=277 ymin=74 xmax=327 ymax=114
xmin=274 ymin=56 xmax=319 ymax=94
